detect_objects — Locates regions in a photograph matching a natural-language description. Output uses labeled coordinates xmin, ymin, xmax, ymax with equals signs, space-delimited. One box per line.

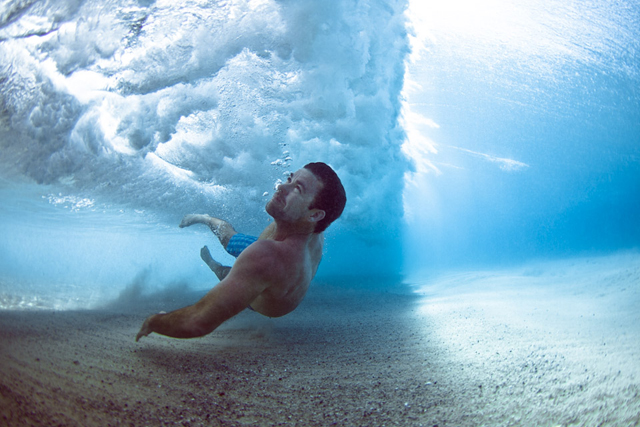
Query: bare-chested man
xmin=136 ymin=162 xmax=346 ymax=341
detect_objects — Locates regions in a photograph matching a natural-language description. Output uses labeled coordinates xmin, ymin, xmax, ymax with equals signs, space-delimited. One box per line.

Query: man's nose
xmin=278 ymin=181 xmax=292 ymax=192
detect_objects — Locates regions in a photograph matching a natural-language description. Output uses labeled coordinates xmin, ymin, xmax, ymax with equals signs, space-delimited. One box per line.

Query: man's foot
xmin=201 ymin=246 xmax=231 ymax=281
xmin=200 ymin=245 xmax=214 ymax=264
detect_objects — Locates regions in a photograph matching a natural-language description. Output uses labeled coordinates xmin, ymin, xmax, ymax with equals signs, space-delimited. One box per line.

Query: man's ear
xmin=308 ymin=209 xmax=325 ymax=223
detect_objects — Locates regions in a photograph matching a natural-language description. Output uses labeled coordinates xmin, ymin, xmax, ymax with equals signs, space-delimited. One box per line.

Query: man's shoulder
xmin=229 ymin=239 xmax=293 ymax=286
xmin=236 ymin=239 xmax=290 ymax=268
xmin=240 ymin=238 xmax=281 ymax=258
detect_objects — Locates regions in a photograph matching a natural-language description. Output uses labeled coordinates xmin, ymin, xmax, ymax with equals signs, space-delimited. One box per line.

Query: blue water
xmin=1 ymin=0 xmax=639 ymax=309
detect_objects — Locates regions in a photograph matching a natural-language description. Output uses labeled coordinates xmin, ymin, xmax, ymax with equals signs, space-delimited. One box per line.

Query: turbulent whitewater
xmin=1 ymin=0 xmax=640 ymax=307
xmin=1 ymin=0 xmax=409 ymax=303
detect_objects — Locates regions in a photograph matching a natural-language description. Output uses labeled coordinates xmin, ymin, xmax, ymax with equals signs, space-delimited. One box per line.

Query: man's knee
xmin=215 ymin=222 xmax=237 ymax=248
xmin=220 ymin=231 xmax=237 ymax=249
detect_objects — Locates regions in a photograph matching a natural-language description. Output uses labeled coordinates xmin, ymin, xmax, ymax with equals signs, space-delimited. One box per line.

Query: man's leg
xmin=180 ymin=215 xmax=257 ymax=280
xmin=200 ymin=246 xmax=231 ymax=281
xmin=179 ymin=214 xmax=237 ymax=248
xmin=180 ymin=214 xmax=236 ymax=278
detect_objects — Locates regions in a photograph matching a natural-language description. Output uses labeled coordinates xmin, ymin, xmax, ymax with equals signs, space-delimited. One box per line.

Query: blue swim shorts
xmin=225 ymin=233 xmax=258 ymax=258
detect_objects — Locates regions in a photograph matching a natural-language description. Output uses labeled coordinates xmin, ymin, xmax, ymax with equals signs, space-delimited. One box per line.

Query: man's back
xmin=236 ymin=231 xmax=324 ymax=317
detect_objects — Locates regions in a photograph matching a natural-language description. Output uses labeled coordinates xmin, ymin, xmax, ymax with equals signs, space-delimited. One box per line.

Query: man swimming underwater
xmin=136 ymin=162 xmax=346 ymax=341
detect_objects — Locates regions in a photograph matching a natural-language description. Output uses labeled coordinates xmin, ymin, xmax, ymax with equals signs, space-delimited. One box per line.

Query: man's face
xmin=266 ymin=168 xmax=323 ymax=224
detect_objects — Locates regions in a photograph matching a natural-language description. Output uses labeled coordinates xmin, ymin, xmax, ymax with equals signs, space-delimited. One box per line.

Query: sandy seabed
xmin=1 ymin=252 xmax=639 ymax=426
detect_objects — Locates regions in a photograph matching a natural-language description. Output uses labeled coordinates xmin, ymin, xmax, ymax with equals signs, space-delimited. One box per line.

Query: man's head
xmin=266 ymin=162 xmax=346 ymax=233
xmin=303 ymin=162 xmax=346 ymax=233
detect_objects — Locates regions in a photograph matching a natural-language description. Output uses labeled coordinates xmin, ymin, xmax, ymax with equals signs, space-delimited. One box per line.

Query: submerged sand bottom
xmin=1 ymin=252 xmax=639 ymax=426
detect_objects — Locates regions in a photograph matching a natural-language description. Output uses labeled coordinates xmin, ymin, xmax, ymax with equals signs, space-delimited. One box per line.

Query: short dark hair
xmin=304 ymin=162 xmax=346 ymax=233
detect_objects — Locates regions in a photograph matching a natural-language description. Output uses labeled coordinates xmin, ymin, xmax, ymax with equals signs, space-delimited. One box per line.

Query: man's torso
xmin=248 ymin=230 xmax=323 ymax=317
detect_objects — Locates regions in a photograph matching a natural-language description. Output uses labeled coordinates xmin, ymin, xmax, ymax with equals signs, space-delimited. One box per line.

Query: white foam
xmin=1 ymin=0 xmax=410 ymax=241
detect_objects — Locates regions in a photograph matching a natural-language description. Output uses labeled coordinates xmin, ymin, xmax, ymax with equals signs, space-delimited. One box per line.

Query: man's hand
xmin=136 ymin=313 xmax=162 ymax=342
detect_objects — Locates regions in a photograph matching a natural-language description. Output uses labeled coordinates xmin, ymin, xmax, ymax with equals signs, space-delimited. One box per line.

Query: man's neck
xmin=261 ymin=221 xmax=315 ymax=241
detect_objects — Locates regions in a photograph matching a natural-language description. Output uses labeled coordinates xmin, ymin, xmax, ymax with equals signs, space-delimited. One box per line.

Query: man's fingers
xmin=135 ymin=326 xmax=148 ymax=342
xmin=135 ymin=317 xmax=153 ymax=342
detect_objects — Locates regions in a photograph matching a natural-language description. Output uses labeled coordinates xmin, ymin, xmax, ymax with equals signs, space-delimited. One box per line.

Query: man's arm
xmin=136 ymin=243 xmax=275 ymax=341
